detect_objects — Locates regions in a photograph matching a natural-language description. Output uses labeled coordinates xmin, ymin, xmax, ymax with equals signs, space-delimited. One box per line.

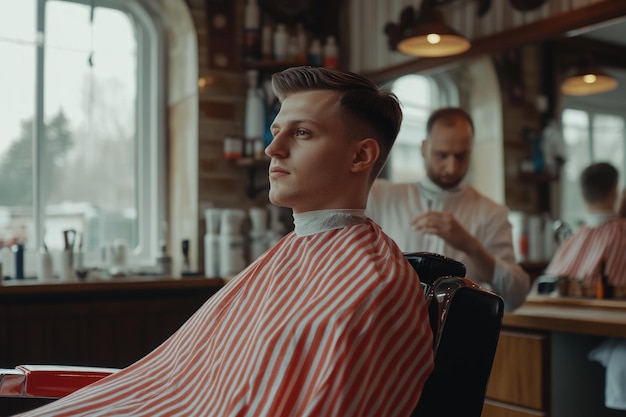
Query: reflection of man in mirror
xmin=545 ymin=162 xmax=626 ymax=298
xmin=367 ymin=107 xmax=530 ymax=311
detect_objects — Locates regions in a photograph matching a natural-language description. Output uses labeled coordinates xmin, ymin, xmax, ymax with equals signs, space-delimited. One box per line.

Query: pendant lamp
xmin=385 ymin=1 xmax=471 ymax=58
xmin=560 ymin=59 xmax=618 ymax=96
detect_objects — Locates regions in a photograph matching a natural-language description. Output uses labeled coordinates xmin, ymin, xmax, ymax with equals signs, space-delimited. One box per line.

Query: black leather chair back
xmin=404 ymin=252 xmax=504 ymax=417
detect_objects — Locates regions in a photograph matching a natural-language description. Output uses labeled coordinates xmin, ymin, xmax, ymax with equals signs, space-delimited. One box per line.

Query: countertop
xmin=0 ymin=276 xmax=225 ymax=299
xmin=504 ymin=295 xmax=626 ymax=338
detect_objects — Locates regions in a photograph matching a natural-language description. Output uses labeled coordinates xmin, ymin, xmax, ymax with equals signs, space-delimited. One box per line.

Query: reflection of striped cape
xmin=21 ymin=219 xmax=434 ymax=417
xmin=546 ymin=217 xmax=626 ymax=287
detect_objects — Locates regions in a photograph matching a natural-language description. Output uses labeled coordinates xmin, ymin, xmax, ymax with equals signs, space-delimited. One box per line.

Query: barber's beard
xmin=427 ymin=167 xmax=464 ymax=190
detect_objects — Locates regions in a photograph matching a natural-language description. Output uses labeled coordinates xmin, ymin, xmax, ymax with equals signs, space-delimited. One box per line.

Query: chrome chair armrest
xmin=0 ymin=365 xmax=119 ymax=399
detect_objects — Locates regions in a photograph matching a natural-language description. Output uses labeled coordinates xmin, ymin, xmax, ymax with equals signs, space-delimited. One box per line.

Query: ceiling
xmin=576 ymin=17 xmax=626 ymax=46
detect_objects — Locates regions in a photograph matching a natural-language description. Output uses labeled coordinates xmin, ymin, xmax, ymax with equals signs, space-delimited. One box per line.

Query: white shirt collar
xmin=293 ymin=209 xmax=367 ymax=237
xmin=584 ymin=211 xmax=616 ymax=228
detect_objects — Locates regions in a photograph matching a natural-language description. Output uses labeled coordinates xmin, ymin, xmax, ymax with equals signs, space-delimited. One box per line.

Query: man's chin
xmin=435 ymin=178 xmax=462 ymax=189
xmin=268 ymin=189 xmax=289 ymax=208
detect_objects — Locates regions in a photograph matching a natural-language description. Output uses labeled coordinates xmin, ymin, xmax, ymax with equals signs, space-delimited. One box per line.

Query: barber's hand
xmin=411 ymin=211 xmax=474 ymax=252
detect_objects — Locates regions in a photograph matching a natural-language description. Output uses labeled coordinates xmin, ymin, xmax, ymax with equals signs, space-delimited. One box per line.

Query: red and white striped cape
xmin=20 ymin=219 xmax=434 ymax=417
xmin=545 ymin=217 xmax=626 ymax=287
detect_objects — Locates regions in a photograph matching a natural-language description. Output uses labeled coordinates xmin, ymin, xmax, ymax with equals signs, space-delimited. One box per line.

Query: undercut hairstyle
xmin=580 ymin=162 xmax=619 ymax=203
xmin=271 ymin=66 xmax=402 ymax=180
xmin=426 ymin=107 xmax=475 ymax=137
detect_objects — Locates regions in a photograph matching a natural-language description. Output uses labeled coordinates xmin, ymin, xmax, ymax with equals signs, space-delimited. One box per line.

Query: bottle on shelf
xmin=261 ymin=24 xmax=273 ymax=60
xmin=244 ymin=69 xmax=265 ymax=156
xmin=287 ymin=36 xmax=299 ymax=63
xmin=219 ymin=209 xmax=247 ymax=278
xmin=248 ymin=207 xmax=269 ymax=262
xmin=295 ymin=23 xmax=308 ymax=64
xmin=204 ymin=208 xmax=221 ymax=278
xmin=273 ymin=24 xmax=288 ymax=61
xmin=323 ymin=36 xmax=339 ymax=69
xmin=244 ymin=0 xmax=261 ymax=62
xmin=308 ymin=38 xmax=322 ymax=67
xmin=263 ymin=79 xmax=280 ymax=148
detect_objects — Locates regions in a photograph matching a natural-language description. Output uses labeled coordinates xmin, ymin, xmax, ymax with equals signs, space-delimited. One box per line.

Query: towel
xmin=588 ymin=338 xmax=626 ymax=410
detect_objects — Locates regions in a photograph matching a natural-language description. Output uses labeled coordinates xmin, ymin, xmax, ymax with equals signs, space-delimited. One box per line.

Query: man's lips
xmin=269 ymin=166 xmax=289 ymax=179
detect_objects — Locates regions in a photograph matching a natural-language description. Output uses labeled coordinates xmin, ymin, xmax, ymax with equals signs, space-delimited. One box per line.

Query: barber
xmin=366 ymin=107 xmax=530 ymax=311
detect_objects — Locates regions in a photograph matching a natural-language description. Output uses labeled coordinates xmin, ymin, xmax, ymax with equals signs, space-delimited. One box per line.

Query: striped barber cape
xmin=19 ymin=218 xmax=434 ymax=417
xmin=546 ymin=217 xmax=626 ymax=287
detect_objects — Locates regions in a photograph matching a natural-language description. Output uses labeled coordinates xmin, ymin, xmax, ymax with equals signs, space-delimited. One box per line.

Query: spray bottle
xmin=245 ymin=69 xmax=266 ymax=157
xmin=219 ymin=209 xmax=247 ymax=279
xmin=204 ymin=208 xmax=222 ymax=278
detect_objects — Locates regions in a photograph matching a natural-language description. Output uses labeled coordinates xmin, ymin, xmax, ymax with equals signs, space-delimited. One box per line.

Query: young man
xmin=366 ymin=107 xmax=530 ymax=311
xmin=18 ymin=67 xmax=434 ymax=417
xmin=546 ymin=162 xmax=626 ymax=295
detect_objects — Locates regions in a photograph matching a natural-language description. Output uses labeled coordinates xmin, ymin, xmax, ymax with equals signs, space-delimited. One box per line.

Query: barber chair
xmin=1 ymin=252 xmax=503 ymax=417
xmin=406 ymin=252 xmax=504 ymax=417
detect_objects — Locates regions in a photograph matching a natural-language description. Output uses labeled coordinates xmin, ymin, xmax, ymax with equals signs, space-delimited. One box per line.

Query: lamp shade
xmin=560 ymin=64 xmax=618 ymax=96
xmin=386 ymin=5 xmax=471 ymax=58
xmin=397 ymin=20 xmax=471 ymax=57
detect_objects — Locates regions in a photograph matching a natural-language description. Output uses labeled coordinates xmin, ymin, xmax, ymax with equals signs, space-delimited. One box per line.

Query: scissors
xmin=63 ymin=229 xmax=77 ymax=252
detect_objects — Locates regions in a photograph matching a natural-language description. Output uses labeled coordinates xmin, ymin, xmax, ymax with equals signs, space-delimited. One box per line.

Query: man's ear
xmin=351 ymin=138 xmax=380 ymax=173
xmin=421 ymin=138 xmax=428 ymax=158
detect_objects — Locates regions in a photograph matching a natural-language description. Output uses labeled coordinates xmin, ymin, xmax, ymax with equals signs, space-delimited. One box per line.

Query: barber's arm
xmin=412 ymin=212 xmax=495 ymax=279
xmin=412 ymin=209 xmax=530 ymax=311
xmin=479 ymin=211 xmax=531 ymax=311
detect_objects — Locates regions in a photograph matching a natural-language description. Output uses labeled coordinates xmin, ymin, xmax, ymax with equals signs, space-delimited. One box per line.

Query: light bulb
xmin=426 ymin=34 xmax=441 ymax=45
xmin=582 ymin=74 xmax=597 ymax=84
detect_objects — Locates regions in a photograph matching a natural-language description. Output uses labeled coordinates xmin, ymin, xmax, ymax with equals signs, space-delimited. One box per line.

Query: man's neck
xmin=293 ymin=209 xmax=367 ymax=236
xmin=586 ymin=201 xmax=615 ymax=213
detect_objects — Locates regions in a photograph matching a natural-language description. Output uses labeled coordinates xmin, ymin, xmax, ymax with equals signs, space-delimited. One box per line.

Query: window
xmin=560 ymin=108 xmax=625 ymax=228
xmin=386 ymin=73 xmax=457 ymax=182
xmin=0 ymin=0 xmax=164 ymax=275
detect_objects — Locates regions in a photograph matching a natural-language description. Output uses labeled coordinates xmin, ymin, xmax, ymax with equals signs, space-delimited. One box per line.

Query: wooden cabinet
xmin=0 ymin=278 xmax=224 ymax=415
xmin=482 ymin=297 xmax=626 ymax=417
xmin=483 ymin=329 xmax=550 ymax=416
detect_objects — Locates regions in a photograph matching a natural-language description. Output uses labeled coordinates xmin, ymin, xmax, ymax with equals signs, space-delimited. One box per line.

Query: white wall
xmin=466 ymin=57 xmax=505 ymax=204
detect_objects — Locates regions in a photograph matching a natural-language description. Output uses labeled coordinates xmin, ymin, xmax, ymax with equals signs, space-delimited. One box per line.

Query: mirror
xmin=556 ymin=18 xmax=626 ymax=108
xmin=363 ymin=2 xmax=626 ymax=256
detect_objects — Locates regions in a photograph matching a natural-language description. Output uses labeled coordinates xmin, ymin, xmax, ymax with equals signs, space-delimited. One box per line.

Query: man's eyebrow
xmin=289 ymin=118 xmax=321 ymax=126
xmin=271 ymin=119 xmax=322 ymax=129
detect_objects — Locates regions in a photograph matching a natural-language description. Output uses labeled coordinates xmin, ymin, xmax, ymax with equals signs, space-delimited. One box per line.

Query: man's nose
xmin=443 ymin=156 xmax=458 ymax=174
xmin=265 ymin=133 xmax=287 ymax=158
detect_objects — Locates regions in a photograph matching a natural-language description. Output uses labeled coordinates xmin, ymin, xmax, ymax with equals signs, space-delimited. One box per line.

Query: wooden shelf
xmin=235 ymin=156 xmax=270 ymax=168
xmin=519 ymin=172 xmax=559 ymax=183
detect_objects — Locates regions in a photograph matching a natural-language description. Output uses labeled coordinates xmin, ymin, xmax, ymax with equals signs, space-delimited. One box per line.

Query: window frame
xmin=382 ymin=72 xmax=458 ymax=182
xmin=32 ymin=0 xmax=166 ymax=265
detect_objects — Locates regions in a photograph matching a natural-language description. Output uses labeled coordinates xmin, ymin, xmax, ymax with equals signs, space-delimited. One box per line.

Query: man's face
xmin=421 ymin=117 xmax=473 ymax=189
xmin=265 ymin=90 xmax=359 ymax=213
